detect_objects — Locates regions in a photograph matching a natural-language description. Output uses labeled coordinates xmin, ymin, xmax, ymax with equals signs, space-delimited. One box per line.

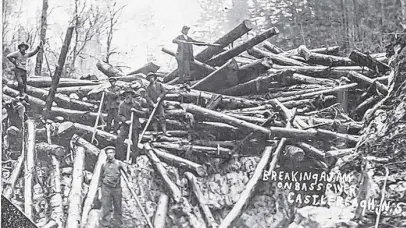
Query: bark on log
xmin=153 ymin=148 xmax=207 ymax=176
xmin=282 ymin=46 xmax=340 ymax=57
xmin=35 ymin=142 xmax=65 ymax=158
xmin=127 ymin=62 xmax=160 ymax=75
xmin=53 ymin=85 xmax=100 ymax=95
xmin=65 ymin=145 xmax=86 ymax=228
xmin=347 ymin=71 xmax=388 ymax=93
xmin=266 ymin=86 xmax=329 ymax=100
xmin=181 ymin=103 xmax=319 ymax=139
xmin=285 ymin=145 xmax=305 ymax=162
xmin=296 ymin=116 xmax=363 ymax=130
xmin=218 ymin=145 xmax=275 ymax=228
xmin=35 ymin=0 xmax=48 ymax=75
xmin=81 ymin=148 xmax=106 ymax=227
xmin=96 ymin=60 xmax=125 ymax=78
xmin=247 ymin=47 xmax=308 ymax=66
xmin=3 ymin=155 xmax=24 ymax=199
xmin=144 ymin=145 xmax=182 ymax=203
xmin=153 ymin=194 xmax=169 ymax=228
xmin=206 ymin=94 xmax=223 ymax=110
xmin=287 ymin=73 xmax=336 ymax=86
xmin=24 ymin=119 xmax=36 ymax=220
xmin=262 ymin=41 xmax=284 ymax=54
xmin=195 ymin=19 xmax=253 ymax=62
xmin=43 ymin=26 xmax=74 ymax=119
xmin=222 ymin=70 xmax=292 ymax=96
xmin=207 ymin=27 xmax=279 ymax=66
xmin=26 ymin=77 xmax=99 ymax=88
xmin=192 ymin=140 xmax=236 ymax=148
xmin=237 ymin=57 xmax=273 ymax=83
xmin=298 ymin=45 xmax=355 ymax=66
xmin=185 ymin=172 xmax=218 ymax=228
xmin=349 ymin=50 xmax=389 ymax=73
xmin=151 ymin=142 xmax=232 ymax=158
xmin=191 ymin=59 xmax=239 ymax=92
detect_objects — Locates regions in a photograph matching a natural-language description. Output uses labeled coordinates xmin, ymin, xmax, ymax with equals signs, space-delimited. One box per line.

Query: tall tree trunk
xmin=35 ymin=0 xmax=48 ymax=76
xmin=401 ymin=0 xmax=406 ymax=22
xmin=24 ymin=119 xmax=36 ymax=220
xmin=43 ymin=26 xmax=74 ymax=120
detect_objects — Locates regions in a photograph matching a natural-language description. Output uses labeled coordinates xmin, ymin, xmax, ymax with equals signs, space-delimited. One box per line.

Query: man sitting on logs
xmin=6 ymin=41 xmax=43 ymax=95
xmin=145 ymin=72 xmax=169 ymax=136
xmin=98 ymin=146 xmax=127 ymax=228
xmin=173 ymin=25 xmax=206 ymax=84
xmin=104 ymin=77 xmax=121 ymax=133
xmin=116 ymin=89 xmax=147 ymax=162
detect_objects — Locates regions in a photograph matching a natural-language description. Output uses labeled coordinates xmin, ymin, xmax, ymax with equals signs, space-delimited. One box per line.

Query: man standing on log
xmin=104 ymin=78 xmax=121 ymax=133
xmin=98 ymin=146 xmax=127 ymax=228
xmin=116 ymin=89 xmax=147 ymax=162
xmin=173 ymin=25 xmax=206 ymax=84
xmin=145 ymin=72 xmax=169 ymax=136
xmin=6 ymin=41 xmax=43 ymax=95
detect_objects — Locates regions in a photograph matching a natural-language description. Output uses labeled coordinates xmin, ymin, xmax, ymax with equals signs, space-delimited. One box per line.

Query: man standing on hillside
xmin=172 ymin=25 xmax=206 ymax=84
xmin=7 ymin=41 xmax=43 ymax=95
xmin=104 ymin=78 xmax=121 ymax=133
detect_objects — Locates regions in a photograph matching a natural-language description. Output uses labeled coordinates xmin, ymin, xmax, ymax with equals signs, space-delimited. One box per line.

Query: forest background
xmin=2 ymin=0 xmax=405 ymax=78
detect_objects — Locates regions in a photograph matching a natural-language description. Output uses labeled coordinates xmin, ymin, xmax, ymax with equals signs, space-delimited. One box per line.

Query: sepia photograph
xmin=1 ymin=0 xmax=406 ymax=227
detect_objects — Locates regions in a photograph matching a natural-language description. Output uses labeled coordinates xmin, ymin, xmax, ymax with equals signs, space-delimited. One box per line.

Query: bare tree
xmin=35 ymin=0 xmax=48 ymax=76
xmin=105 ymin=0 xmax=126 ymax=63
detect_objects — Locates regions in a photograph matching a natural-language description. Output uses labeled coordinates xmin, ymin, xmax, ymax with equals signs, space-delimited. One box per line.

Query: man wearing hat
xmin=104 ymin=77 xmax=121 ymax=133
xmin=173 ymin=26 xmax=206 ymax=84
xmin=116 ymin=88 xmax=148 ymax=162
xmin=98 ymin=146 xmax=127 ymax=228
xmin=7 ymin=41 xmax=43 ymax=95
xmin=145 ymin=72 xmax=169 ymax=135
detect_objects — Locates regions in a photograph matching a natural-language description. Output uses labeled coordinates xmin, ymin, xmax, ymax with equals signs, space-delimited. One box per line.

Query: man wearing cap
xmin=116 ymin=89 xmax=148 ymax=162
xmin=98 ymin=146 xmax=127 ymax=228
xmin=7 ymin=41 xmax=43 ymax=95
xmin=173 ymin=26 xmax=206 ymax=84
xmin=104 ymin=78 xmax=121 ymax=133
xmin=145 ymin=72 xmax=169 ymax=135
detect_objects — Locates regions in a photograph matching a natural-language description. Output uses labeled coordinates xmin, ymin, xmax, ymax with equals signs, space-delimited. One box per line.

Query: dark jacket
xmin=118 ymin=100 xmax=143 ymax=129
xmin=105 ymin=86 xmax=121 ymax=110
xmin=99 ymin=159 xmax=125 ymax=188
xmin=173 ymin=35 xmax=204 ymax=61
xmin=146 ymin=82 xmax=165 ymax=106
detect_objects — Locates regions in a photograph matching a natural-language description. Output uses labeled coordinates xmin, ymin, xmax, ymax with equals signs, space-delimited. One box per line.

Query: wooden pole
xmin=24 ymin=119 xmax=36 ymax=220
xmin=247 ymin=47 xmax=308 ymax=66
xmin=43 ymin=26 xmax=74 ymax=120
xmin=154 ymin=148 xmax=207 ymax=176
xmin=91 ymin=92 xmax=105 ymax=144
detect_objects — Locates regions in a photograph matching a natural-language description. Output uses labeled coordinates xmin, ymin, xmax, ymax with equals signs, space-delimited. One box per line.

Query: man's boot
xmin=161 ymin=122 xmax=170 ymax=136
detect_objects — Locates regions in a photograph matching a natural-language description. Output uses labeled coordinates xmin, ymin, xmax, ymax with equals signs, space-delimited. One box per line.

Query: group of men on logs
xmin=4 ymin=25 xmax=219 ymax=228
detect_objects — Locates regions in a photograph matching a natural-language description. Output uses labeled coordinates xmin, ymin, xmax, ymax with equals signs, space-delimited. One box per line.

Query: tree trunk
xmin=65 ymin=145 xmax=85 ymax=228
xmin=298 ymin=45 xmax=355 ymax=66
xmin=26 ymin=77 xmax=99 ymax=88
xmin=127 ymin=62 xmax=160 ymax=75
xmin=51 ymin=85 xmax=100 ymax=95
xmin=185 ymin=172 xmax=218 ymax=228
xmin=218 ymin=145 xmax=275 ymax=228
xmin=349 ymin=50 xmax=390 ymax=74
xmin=222 ymin=70 xmax=292 ymax=96
xmin=43 ymin=26 xmax=74 ymax=120
xmin=153 ymin=194 xmax=169 ymax=228
xmin=287 ymin=73 xmax=336 ymax=87
xmin=35 ymin=142 xmax=65 ymax=158
xmin=3 ymin=155 xmax=24 ymax=199
xmin=96 ymin=60 xmax=125 ymax=78
xmin=207 ymin=27 xmax=279 ymax=66
xmin=24 ymin=119 xmax=36 ymax=219
xmin=272 ymin=64 xmax=375 ymax=78
xmin=35 ymin=0 xmax=48 ymax=76
xmin=84 ymin=210 xmax=101 ymax=228
xmin=152 ymin=141 xmax=232 ymax=158
xmin=195 ymin=19 xmax=253 ymax=62
xmin=247 ymin=47 xmax=308 ymax=66
xmin=282 ymin=46 xmax=340 ymax=57
xmin=262 ymin=41 xmax=284 ymax=54
xmin=238 ymin=56 xmax=273 ymax=82
xmin=153 ymin=148 xmax=207 ymax=177
xmin=347 ymin=71 xmax=388 ymax=93
xmin=81 ymin=149 xmax=106 ymax=226
xmin=144 ymin=146 xmax=182 ymax=203
xmin=191 ymin=59 xmax=239 ymax=92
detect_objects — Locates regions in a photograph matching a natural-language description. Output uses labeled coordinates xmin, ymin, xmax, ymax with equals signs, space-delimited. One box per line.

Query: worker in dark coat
xmin=145 ymin=72 xmax=169 ymax=135
xmin=116 ymin=89 xmax=147 ymax=162
xmin=98 ymin=146 xmax=127 ymax=228
xmin=172 ymin=26 xmax=205 ymax=84
xmin=6 ymin=41 xmax=42 ymax=95
xmin=104 ymin=78 xmax=121 ymax=133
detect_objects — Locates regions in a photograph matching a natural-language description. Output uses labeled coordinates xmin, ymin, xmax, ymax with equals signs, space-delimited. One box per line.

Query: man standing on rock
xmin=173 ymin=25 xmax=206 ymax=84
xmin=98 ymin=146 xmax=127 ymax=228
xmin=6 ymin=41 xmax=43 ymax=95
xmin=116 ymin=89 xmax=147 ymax=162
xmin=145 ymin=72 xmax=169 ymax=136
xmin=104 ymin=77 xmax=121 ymax=133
